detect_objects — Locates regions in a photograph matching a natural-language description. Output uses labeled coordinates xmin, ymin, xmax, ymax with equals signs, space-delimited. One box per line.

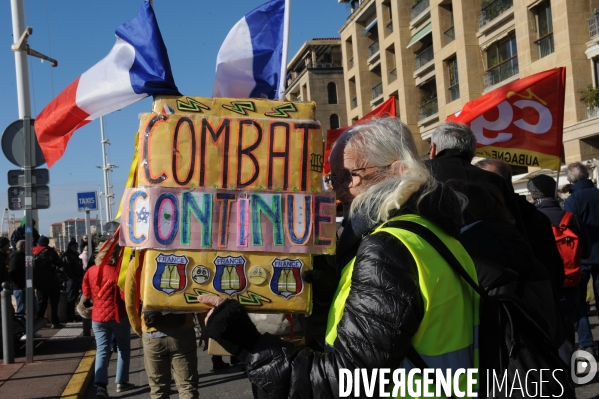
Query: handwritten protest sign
xmin=124 ymin=96 xmax=334 ymax=314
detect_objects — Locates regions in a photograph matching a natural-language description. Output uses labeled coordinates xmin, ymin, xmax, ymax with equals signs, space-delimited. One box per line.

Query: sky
xmin=0 ymin=0 xmax=347 ymax=236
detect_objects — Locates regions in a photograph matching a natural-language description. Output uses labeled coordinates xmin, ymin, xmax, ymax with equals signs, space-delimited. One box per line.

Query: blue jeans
xmin=575 ymin=264 xmax=599 ymax=348
xmin=92 ymin=319 xmax=131 ymax=386
xmin=13 ymin=289 xmax=38 ymax=320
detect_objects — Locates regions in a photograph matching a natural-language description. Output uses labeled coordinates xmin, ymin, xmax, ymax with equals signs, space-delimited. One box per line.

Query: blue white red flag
xmin=35 ymin=0 xmax=180 ymax=167
xmin=213 ymin=0 xmax=290 ymax=100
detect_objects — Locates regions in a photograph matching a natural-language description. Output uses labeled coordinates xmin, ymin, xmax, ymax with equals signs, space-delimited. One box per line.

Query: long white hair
xmin=342 ymin=118 xmax=437 ymax=224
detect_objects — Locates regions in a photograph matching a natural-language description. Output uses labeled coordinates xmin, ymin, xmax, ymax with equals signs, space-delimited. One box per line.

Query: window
xmin=533 ymin=2 xmax=554 ymax=58
xmin=327 ymin=82 xmax=338 ymax=104
xmin=447 ymin=57 xmax=460 ymax=102
xmin=484 ymin=34 xmax=519 ymax=88
xmin=330 ymin=114 xmax=340 ymax=129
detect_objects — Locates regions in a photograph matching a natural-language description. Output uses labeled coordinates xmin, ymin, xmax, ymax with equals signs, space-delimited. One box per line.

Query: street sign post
xmin=78 ymin=192 xmax=97 ymax=272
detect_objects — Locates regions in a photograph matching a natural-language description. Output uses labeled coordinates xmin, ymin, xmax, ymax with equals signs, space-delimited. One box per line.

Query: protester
xmin=79 ymin=235 xmax=89 ymax=254
xmin=527 ymin=174 xmax=590 ymax=364
xmin=34 ymin=235 xmax=63 ymax=329
xmin=124 ymin=252 xmax=198 ymax=398
xmin=83 ymin=243 xmax=135 ymax=398
xmin=425 ymin=122 xmax=524 ymax=235
xmin=198 ymin=117 xmax=479 ymax=397
xmin=62 ymin=241 xmax=84 ymax=322
xmin=0 ymin=237 xmax=10 ymax=286
xmin=79 ymin=245 xmax=89 ymax=270
xmin=476 ymin=158 xmax=565 ymax=293
xmin=10 ymin=217 xmax=40 ymax=251
xmin=564 ymin=162 xmax=599 ymax=356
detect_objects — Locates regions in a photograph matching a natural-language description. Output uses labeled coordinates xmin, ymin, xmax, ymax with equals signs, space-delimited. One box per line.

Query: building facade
xmin=338 ymin=0 xmax=599 ymax=163
xmin=49 ymin=218 xmax=101 ymax=250
xmin=285 ymin=38 xmax=348 ymax=131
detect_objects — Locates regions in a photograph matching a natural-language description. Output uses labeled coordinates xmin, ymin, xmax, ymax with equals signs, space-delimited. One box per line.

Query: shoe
xmin=19 ymin=333 xmax=43 ymax=341
xmin=96 ymin=385 xmax=109 ymax=398
xmin=51 ymin=323 xmax=64 ymax=329
xmin=116 ymin=382 xmax=136 ymax=393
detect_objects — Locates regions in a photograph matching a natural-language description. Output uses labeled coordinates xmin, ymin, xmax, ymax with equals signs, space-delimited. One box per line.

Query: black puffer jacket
xmin=205 ymin=183 xmax=464 ymax=398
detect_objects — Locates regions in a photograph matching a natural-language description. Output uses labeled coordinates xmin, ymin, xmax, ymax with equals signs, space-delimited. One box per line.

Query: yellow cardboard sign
xmin=128 ymin=96 xmax=332 ymax=314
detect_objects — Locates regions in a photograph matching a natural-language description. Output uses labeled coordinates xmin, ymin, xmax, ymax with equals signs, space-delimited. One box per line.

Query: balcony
xmin=588 ymin=106 xmax=599 ymax=119
xmin=346 ymin=0 xmax=366 ymax=19
xmin=590 ymin=13 xmax=599 ymax=39
xmin=448 ymin=83 xmax=460 ymax=102
xmin=352 ymin=97 xmax=358 ymax=109
xmin=387 ymin=21 xmax=394 ymax=35
xmin=444 ymin=26 xmax=455 ymax=45
xmin=369 ymin=40 xmax=380 ymax=57
xmin=535 ymin=33 xmax=554 ymax=59
xmin=415 ymin=45 xmax=434 ymax=70
xmin=419 ymin=98 xmax=438 ymax=120
xmin=372 ymin=83 xmax=383 ymax=100
xmin=412 ymin=0 xmax=430 ymax=20
xmin=389 ymin=68 xmax=397 ymax=83
xmin=484 ymin=56 xmax=518 ymax=88
xmin=479 ymin=0 xmax=513 ymax=28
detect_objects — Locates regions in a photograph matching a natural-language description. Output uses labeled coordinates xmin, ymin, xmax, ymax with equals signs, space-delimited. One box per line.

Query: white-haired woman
xmin=199 ymin=117 xmax=479 ymax=398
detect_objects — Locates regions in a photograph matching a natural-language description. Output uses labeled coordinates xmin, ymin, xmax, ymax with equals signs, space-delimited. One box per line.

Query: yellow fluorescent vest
xmin=325 ymin=214 xmax=480 ymax=398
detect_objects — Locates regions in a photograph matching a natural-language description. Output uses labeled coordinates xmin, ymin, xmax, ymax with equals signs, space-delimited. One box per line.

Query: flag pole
xmin=277 ymin=0 xmax=291 ymax=101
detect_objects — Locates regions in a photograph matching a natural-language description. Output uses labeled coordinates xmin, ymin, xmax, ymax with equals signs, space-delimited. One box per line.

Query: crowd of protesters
xmin=3 ymin=118 xmax=599 ymax=399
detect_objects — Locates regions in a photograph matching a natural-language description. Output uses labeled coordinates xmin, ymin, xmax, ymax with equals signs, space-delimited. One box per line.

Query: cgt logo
xmin=571 ymin=350 xmax=598 ymax=385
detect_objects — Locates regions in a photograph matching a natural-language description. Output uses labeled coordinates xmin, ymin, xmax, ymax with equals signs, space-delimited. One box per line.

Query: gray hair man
xmin=564 ymin=162 xmax=599 ymax=336
xmin=425 ymin=122 xmax=523 ymax=234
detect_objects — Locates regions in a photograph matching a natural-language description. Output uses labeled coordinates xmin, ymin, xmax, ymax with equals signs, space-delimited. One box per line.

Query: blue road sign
xmin=77 ymin=191 xmax=98 ymax=212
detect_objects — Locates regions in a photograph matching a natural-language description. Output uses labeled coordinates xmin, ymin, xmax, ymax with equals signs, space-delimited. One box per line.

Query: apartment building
xmin=338 ymin=0 xmax=599 ymax=164
xmin=285 ymin=38 xmax=348 ymax=130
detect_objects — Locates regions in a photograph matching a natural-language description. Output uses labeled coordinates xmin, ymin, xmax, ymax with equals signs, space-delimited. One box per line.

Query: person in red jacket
xmin=83 ymin=244 xmax=136 ymax=398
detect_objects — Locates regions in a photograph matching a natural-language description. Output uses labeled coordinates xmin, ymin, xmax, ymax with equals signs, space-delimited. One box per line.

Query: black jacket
xmin=0 ymin=251 xmax=9 ymax=286
xmin=62 ymin=249 xmax=84 ymax=282
xmin=9 ymin=250 xmax=25 ymax=290
xmin=516 ymin=195 xmax=565 ymax=293
xmin=205 ymin=183 xmax=464 ymax=398
xmin=424 ymin=149 xmax=525 ymax=237
xmin=564 ymin=179 xmax=599 ymax=265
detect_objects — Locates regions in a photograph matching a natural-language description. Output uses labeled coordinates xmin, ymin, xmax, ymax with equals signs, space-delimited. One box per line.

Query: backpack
xmin=551 ymin=212 xmax=582 ymax=288
xmin=33 ymin=248 xmax=61 ymax=290
xmin=387 ymin=221 xmax=575 ymax=399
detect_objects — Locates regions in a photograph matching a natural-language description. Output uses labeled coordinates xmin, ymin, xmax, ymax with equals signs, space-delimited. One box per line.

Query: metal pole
xmin=85 ymin=209 xmax=91 ymax=263
xmin=98 ymin=185 xmax=104 ymax=235
xmin=100 ymin=117 xmax=112 ymax=222
xmin=1 ymin=282 xmax=15 ymax=364
xmin=10 ymin=0 xmax=34 ymax=363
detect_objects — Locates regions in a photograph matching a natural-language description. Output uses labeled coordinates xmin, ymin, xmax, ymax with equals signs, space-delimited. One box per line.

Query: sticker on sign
xmin=77 ymin=191 xmax=98 ymax=211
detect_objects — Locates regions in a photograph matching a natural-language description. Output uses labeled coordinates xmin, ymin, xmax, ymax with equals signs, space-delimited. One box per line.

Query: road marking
xmin=60 ymin=346 xmax=96 ymax=399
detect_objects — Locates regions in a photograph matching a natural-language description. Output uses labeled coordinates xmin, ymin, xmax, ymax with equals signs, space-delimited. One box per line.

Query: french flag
xmin=213 ymin=0 xmax=290 ymax=100
xmin=35 ymin=0 xmax=180 ymax=168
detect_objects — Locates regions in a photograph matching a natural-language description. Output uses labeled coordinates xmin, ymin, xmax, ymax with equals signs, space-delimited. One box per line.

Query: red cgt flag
xmin=323 ymin=96 xmax=396 ymax=175
xmin=447 ymin=67 xmax=566 ymax=170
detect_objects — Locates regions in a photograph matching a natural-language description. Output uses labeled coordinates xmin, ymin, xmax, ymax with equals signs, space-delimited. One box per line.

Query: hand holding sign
xmin=197 ymin=295 xmax=226 ymax=324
